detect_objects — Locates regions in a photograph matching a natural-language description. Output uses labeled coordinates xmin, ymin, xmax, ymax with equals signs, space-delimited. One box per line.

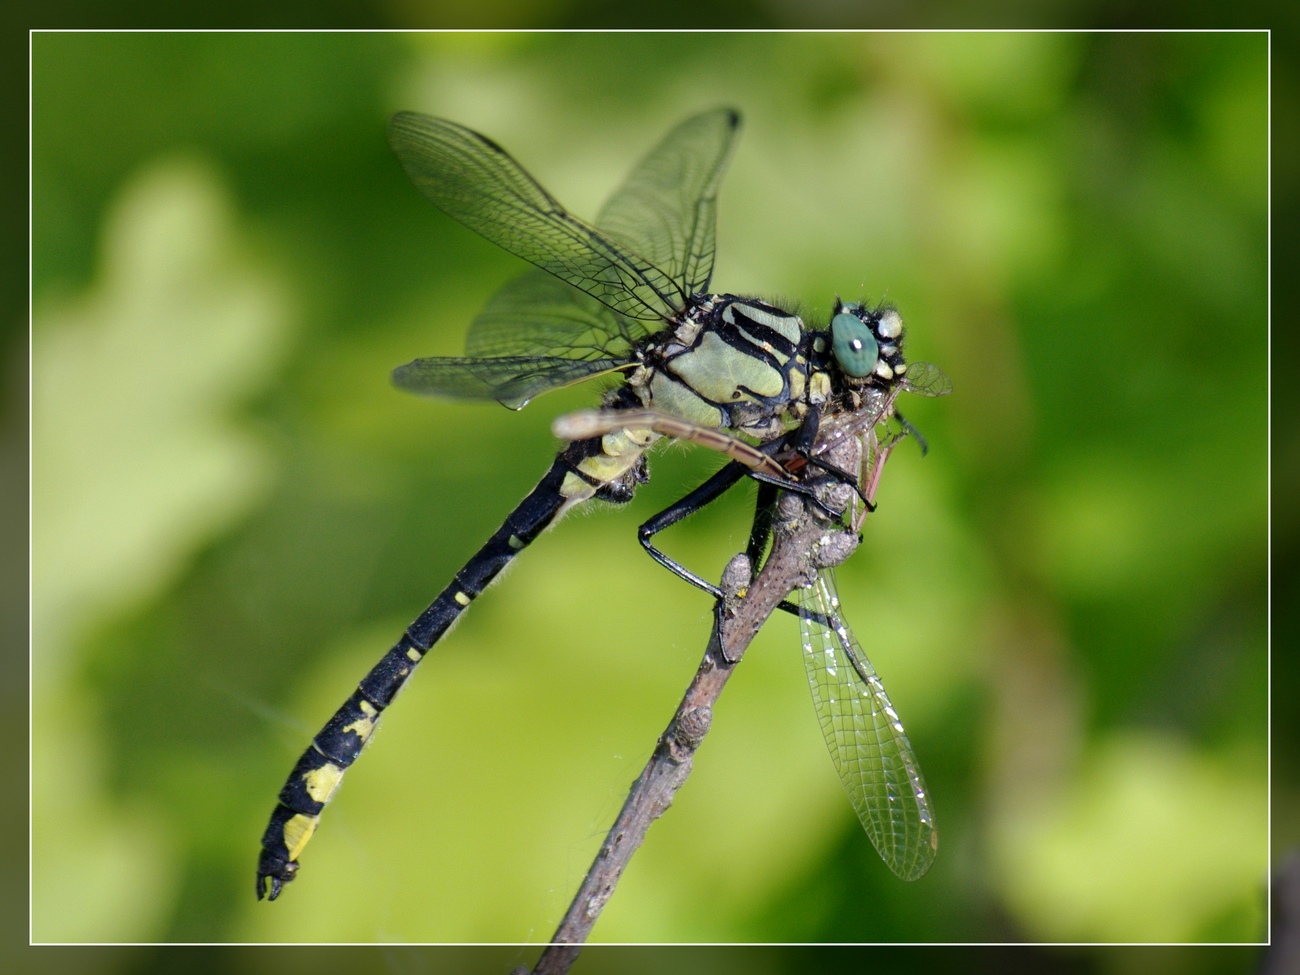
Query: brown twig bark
xmin=525 ymin=417 xmax=893 ymax=975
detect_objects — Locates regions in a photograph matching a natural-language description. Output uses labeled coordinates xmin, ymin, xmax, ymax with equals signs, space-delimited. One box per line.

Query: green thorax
xmin=636 ymin=295 xmax=820 ymax=441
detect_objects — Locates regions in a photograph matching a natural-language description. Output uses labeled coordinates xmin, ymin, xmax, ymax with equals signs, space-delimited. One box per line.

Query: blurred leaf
xmin=33 ymin=156 xmax=292 ymax=680
xmin=993 ymin=732 xmax=1266 ymax=942
xmin=32 ymin=156 xmax=293 ymax=940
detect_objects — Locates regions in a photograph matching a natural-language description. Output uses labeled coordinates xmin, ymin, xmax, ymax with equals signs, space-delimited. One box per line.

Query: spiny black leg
xmin=746 ymin=480 xmax=779 ymax=570
xmin=748 ymin=469 xmax=846 ymax=522
xmin=639 ymin=460 xmax=818 ymax=619
xmin=802 ymin=456 xmax=875 ymax=512
xmin=744 ymin=481 xmax=805 ymax=621
xmin=783 ymin=403 xmax=873 ymax=512
xmin=789 ymin=402 xmax=823 ymax=455
xmin=638 ymin=460 xmax=754 ymax=602
xmin=637 ymin=425 xmax=829 ymax=596
xmin=637 ymin=409 xmax=848 ymax=619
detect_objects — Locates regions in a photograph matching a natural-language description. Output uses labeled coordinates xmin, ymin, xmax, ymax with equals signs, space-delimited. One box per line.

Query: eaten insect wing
xmin=792 ymin=404 xmax=939 ymax=882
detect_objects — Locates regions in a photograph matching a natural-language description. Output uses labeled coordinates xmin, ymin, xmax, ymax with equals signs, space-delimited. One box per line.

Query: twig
xmin=525 ymin=420 xmax=892 ymax=975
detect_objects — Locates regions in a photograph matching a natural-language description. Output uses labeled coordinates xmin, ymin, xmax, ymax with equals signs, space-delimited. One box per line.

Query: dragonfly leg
xmin=788 ymin=401 xmax=824 ymax=454
xmin=745 ymin=479 xmax=779 ymax=569
xmin=638 ymin=460 xmax=752 ymax=602
xmin=745 ymin=482 xmax=804 ymax=621
xmin=803 ymin=456 xmax=874 ymax=512
xmin=640 ymin=464 xmax=809 ymax=620
xmin=781 ymin=403 xmax=874 ymax=512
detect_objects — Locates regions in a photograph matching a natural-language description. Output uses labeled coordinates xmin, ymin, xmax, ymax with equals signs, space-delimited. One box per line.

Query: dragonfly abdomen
xmin=256 ymin=429 xmax=662 ymax=899
xmin=257 ymin=457 xmax=569 ymax=898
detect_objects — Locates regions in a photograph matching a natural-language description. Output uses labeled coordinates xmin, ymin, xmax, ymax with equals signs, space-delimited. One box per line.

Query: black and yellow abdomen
xmin=256 ymin=440 xmax=648 ymax=899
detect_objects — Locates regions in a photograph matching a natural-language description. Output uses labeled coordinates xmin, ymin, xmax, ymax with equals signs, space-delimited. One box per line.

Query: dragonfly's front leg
xmin=634 ymin=450 xmax=828 ymax=585
xmin=637 ymin=447 xmax=834 ymax=621
xmin=785 ymin=403 xmax=875 ymax=513
xmin=554 ymin=407 xmax=855 ymax=521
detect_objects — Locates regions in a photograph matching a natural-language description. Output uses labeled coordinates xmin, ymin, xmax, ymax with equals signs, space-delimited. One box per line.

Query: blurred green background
xmin=31 ymin=31 xmax=1269 ymax=954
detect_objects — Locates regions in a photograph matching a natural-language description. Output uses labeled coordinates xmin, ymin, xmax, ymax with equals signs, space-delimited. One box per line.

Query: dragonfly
xmin=256 ymin=107 xmax=950 ymax=900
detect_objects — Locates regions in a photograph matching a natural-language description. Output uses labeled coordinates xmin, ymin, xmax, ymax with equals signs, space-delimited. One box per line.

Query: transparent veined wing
xmin=395 ymin=270 xmax=638 ymax=408
xmin=389 ymin=110 xmax=741 ymax=408
xmin=389 ymin=111 xmax=724 ymax=324
xmin=462 ymin=270 xmax=646 ymax=361
xmin=391 ymin=354 xmax=631 ymax=411
xmin=459 ymin=109 xmax=740 ymax=360
xmin=594 ymin=107 xmax=740 ymax=300
xmin=899 ymin=361 xmax=953 ymax=398
xmin=797 ymin=569 xmax=938 ymax=881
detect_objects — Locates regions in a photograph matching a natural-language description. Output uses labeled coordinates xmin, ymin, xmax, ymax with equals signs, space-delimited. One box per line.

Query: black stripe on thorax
xmin=720 ymin=300 xmax=802 ymax=358
xmin=706 ymin=322 xmax=786 ymax=371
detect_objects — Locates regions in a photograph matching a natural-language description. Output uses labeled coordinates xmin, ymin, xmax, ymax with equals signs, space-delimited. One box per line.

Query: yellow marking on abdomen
xmin=282 ymin=813 xmax=319 ymax=860
xmin=454 ymin=591 xmax=472 ymax=607
xmin=560 ymin=471 xmax=597 ymax=501
xmin=302 ymin=762 xmax=346 ymax=804
xmin=342 ymin=705 xmax=379 ymax=744
xmin=576 ymin=451 xmax=638 ymax=483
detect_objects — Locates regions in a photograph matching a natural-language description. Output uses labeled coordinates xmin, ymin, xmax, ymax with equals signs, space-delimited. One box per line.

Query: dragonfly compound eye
xmin=830 ymin=312 xmax=880 ymax=378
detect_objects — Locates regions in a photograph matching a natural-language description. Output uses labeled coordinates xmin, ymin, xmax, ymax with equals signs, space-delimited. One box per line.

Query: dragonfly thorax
xmin=628 ymin=295 xmax=914 ymax=444
xmin=634 ymin=294 xmax=815 ymax=441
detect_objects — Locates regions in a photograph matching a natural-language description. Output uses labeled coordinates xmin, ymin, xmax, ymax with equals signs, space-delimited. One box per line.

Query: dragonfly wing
xmin=797 ymin=569 xmax=938 ymax=881
xmin=389 ymin=112 xmax=685 ymax=322
xmin=392 ymin=354 xmax=630 ymax=410
xmin=595 ymin=108 xmax=741 ymax=298
xmin=464 ymin=269 xmax=650 ymax=360
xmin=459 ymin=110 xmax=741 ymax=372
xmin=899 ymin=361 xmax=953 ymax=398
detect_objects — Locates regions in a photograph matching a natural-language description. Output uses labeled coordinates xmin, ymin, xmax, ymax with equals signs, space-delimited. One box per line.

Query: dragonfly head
xmin=826 ymin=299 xmax=908 ymax=388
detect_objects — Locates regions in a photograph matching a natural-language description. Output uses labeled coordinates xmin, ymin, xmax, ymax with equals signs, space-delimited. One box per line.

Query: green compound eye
xmin=830 ymin=312 xmax=879 ymax=378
